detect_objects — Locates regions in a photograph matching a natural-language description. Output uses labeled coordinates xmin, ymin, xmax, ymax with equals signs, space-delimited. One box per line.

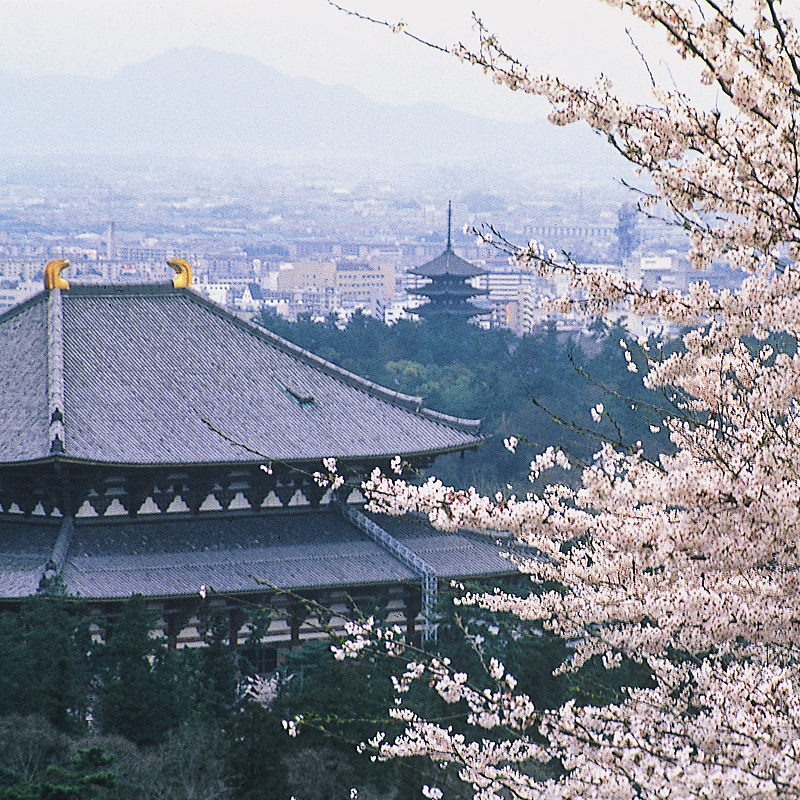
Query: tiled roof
xmin=409 ymin=247 xmax=487 ymax=278
xmin=0 ymin=301 xmax=49 ymax=463
xmin=0 ymin=508 xmax=518 ymax=601
xmin=0 ymin=518 xmax=60 ymax=597
xmin=59 ymin=510 xmax=417 ymax=599
xmin=0 ymin=284 xmax=483 ymax=467
xmin=414 ymin=283 xmax=486 ymax=300
xmin=363 ymin=511 xmax=513 ymax=579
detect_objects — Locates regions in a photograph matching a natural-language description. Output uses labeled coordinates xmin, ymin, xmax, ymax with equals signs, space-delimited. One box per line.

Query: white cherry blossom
xmin=331 ymin=1 xmax=800 ymax=798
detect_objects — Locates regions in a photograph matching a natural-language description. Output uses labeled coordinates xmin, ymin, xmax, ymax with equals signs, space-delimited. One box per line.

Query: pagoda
xmin=0 ymin=258 xmax=514 ymax=654
xmin=409 ymin=203 xmax=487 ymax=320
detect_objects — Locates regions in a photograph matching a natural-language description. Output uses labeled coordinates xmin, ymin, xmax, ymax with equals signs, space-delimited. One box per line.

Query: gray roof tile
xmin=31 ymin=509 xmax=519 ymax=601
xmin=0 ymin=284 xmax=482 ymax=466
xmin=409 ymin=248 xmax=487 ymax=278
xmin=0 ymin=301 xmax=49 ymax=461
xmin=60 ymin=510 xmax=417 ymax=599
xmin=364 ymin=511 xmax=514 ymax=578
xmin=0 ymin=518 xmax=61 ymax=597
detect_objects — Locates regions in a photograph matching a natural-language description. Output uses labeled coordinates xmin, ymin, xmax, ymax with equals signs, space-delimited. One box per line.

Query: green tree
xmin=0 ymin=746 xmax=116 ymax=800
xmin=0 ymin=593 xmax=92 ymax=732
xmin=94 ymin=596 xmax=187 ymax=746
xmin=193 ymin=608 xmax=239 ymax=720
xmin=224 ymin=705 xmax=290 ymax=800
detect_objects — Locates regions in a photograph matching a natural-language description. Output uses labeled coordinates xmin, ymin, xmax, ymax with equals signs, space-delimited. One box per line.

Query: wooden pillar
xmin=288 ymin=602 xmax=308 ymax=648
xmin=164 ymin=601 xmax=194 ymax=650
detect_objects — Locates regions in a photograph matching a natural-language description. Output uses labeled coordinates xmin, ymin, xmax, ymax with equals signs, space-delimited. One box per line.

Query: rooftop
xmin=0 ymin=509 xmax=516 ymax=601
xmin=409 ymin=246 xmax=487 ymax=279
xmin=0 ymin=282 xmax=483 ymax=467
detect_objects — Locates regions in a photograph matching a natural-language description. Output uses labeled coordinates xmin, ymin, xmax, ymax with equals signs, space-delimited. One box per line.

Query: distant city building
xmin=335 ymin=259 xmax=395 ymax=317
xmin=195 ymin=277 xmax=232 ymax=306
xmin=638 ymin=255 xmax=689 ymax=291
xmin=269 ymin=260 xmax=336 ymax=292
xmin=0 ymin=280 xmax=39 ymax=313
xmin=116 ymin=244 xmax=172 ymax=263
xmin=287 ymin=241 xmax=371 ymax=260
xmin=383 ymin=298 xmax=420 ymax=326
xmin=235 ymin=283 xmax=264 ymax=313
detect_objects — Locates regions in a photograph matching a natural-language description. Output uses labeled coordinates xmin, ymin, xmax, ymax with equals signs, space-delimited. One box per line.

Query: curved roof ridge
xmin=0 ymin=281 xmax=485 ymax=466
xmin=46 ymin=288 xmax=66 ymax=455
xmin=417 ymin=407 xmax=481 ymax=433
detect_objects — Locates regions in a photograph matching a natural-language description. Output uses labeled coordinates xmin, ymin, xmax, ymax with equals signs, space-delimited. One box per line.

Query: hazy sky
xmin=0 ymin=1 xmax=708 ymax=123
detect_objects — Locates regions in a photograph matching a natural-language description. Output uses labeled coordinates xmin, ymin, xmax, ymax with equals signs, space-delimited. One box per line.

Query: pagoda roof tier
xmin=409 ymin=247 xmax=487 ymax=278
xmin=0 ymin=283 xmax=483 ymax=467
xmin=413 ymin=283 xmax=487 ymax=301
xmin=415 ymin=303 xmax=486 ymax=319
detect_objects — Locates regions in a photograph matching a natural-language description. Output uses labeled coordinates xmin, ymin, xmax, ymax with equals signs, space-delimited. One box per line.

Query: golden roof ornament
xmin=44 ymin=259 xmax=71 ymax=290
xmin=167 ymin=257 xmax=193 ymax=288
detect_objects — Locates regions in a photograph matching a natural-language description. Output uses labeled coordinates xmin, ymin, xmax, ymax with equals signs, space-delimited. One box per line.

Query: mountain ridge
xmin=0 ymin=46 xmax=620 ymax=176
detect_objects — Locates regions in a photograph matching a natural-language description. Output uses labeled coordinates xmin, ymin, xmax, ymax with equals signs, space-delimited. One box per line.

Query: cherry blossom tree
xmin=317 ymin=1 xmax=800 ymax=798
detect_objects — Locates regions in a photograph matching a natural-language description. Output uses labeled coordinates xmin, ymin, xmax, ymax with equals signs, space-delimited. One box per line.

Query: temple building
xmin=0 ymin=258 xmax=515 ymax=656
xmin=409 ymin=203 xmax=488 ymax=320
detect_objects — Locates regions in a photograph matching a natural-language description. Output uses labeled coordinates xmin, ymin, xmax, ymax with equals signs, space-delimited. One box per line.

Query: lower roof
xmin=0 ymin=508 xmax=516 ymax=602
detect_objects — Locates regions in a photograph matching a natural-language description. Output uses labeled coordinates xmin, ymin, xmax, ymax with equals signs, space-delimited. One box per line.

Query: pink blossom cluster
xmin=326 ymin=1 xmax=800 ymax=797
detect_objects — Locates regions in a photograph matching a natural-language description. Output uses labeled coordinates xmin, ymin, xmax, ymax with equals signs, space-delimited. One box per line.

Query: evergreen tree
xmin=193 ymin=608 xmax=239 ymax=721
xmin=0 ymin=593 xmax=91 ymax=732
xmin=94 ymin=596 xmax=187 ymax=746
xmin=224 ymin=705 xmax=290 ymax=800
xmin=0 ymin=746 xmax=116 ymax=800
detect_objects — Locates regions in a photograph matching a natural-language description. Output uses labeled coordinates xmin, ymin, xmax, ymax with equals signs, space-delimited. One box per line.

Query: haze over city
xmin=0 ymin=0 xmax=721 ymax=330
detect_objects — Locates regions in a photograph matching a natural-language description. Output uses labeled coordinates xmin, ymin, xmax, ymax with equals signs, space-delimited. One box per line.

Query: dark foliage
xmin=224 ymin=705 xmax=291 ymax=800
xmin=0 ymin=745 xmax=116 ymax=800
xmin=0 ymin=593 xmax=92 ymax=733
xmin=93 ymin=596 xmax=190 ymax=746
xmin=194 ymin=607 xmax=240 ymax=720
xmin=257 ymin=310 xmax=675 ymax=492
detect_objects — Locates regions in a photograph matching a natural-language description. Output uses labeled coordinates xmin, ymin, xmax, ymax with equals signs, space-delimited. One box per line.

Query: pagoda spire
xmin=447 ymin=200 xmax=452 ymax=251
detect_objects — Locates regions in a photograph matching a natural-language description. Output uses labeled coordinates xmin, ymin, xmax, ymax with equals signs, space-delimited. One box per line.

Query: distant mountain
xmin=0 ymin=47 xmax=621 ymax=174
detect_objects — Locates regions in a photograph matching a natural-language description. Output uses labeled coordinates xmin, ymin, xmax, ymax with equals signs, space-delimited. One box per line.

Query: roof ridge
xmin=180 ymin=288 xmax=483 ymax=434
xmin=66 ymin=282 xmax=177 ymax=296
xmin=409 ymin=247 xmax=487 ymax=278
xmin=46 ymin=289 xmax=66 ymax=456
xmin=417 ymin=407 xmax=482 ymax=433
xmin=0 ymin=281 xmax=483 ymax=467
xmin=43 ymin=516 xmax=74 ymax=582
